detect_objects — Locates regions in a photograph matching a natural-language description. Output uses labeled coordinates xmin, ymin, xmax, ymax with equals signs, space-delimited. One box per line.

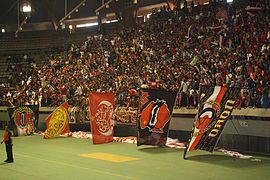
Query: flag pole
xmin=183 ymin=144 xmax=188 ymax=159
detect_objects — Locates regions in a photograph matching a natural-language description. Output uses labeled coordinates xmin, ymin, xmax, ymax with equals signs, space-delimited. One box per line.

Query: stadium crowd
xmin=1 ymin=0 xmax=270 ymax=110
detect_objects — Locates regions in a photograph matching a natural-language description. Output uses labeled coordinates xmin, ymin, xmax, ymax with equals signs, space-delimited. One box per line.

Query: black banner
xmin=8 ymin=105 xmax=39 ymax=136
xmin=137 ymin=89 xmax=177 ymax=147
xmin=185 ymin=86 xmax=240 ymax=155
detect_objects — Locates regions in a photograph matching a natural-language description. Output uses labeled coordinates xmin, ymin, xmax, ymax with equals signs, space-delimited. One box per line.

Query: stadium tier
xmin=0 ymin=0 xmax=269 ymax=172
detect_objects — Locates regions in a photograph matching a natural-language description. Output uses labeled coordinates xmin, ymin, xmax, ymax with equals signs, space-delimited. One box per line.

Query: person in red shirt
xmin=1 ymin=126 xmax=14 ymax=163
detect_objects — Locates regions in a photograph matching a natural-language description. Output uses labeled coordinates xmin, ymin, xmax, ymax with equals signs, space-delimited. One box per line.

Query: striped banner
xmin=184 ymin=86 xmax=240 ymax=157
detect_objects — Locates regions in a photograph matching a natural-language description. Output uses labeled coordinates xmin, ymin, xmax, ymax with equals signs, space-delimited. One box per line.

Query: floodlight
xmin=22 ymin=5 xmax=31 ymax=12
xmin=20 ymin=0 xmax=32 ymax=13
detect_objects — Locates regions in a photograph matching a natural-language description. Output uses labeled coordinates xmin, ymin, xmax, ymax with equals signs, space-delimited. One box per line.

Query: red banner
xmin=44 ymin=102 xmax=70 ymax=139
xmin=89 ymin=92 xmax=115 ymax=144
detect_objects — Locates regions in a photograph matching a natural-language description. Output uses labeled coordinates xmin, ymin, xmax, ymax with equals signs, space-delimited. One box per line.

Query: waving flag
xmin=137 ymin=89 xmax=177 ymax=147
xmin=8 ymin=105 xmax=39 ymax=136
xmin=216 ymin=8 xmax=228 ymax=20
xmin=89 ymin=92 xmax=115 ymax=144
xmin=167 ymin=0 xmax=175 ymax=10
xmin=245 ymin=6 xmax=262 ymax=16
xmin=190 ymin=55 xmax=200 ymax=66
xmin=44 ymin=102 xmax=70 ymax=139
xmin=184 ymin=86 xmax=240 ymax=158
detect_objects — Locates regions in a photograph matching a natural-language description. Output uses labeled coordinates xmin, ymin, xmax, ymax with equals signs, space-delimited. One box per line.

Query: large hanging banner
xmin=89 ymin=92 xmax=115 ymax=144
xmin=114 ymin=106 xmax=137 ymax=126
xmin=137 ymin=89 xmax=177 ymax=147
xmin=8 ymin=105 xmax=39 ymax=136
xmin=184 ymin=86 xmax=240 ymax=158
xmin=44 ymin=102 xmax=70 ymax=139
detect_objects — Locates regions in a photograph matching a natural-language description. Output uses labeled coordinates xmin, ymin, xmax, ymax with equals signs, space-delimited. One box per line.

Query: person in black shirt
xmin=1 ymin=126 xmax=14 ymax=163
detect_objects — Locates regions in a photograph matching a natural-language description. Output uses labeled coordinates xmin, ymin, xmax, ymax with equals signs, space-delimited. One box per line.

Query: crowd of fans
xmin=1 ymin=0 xmax=270 ymax=111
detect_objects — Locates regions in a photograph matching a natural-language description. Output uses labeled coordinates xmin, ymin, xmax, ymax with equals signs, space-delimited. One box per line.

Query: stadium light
xmin=76 ymin=22 xmax=98 ymax=28
xmin=21 ymin=0 xmax=32 ymax=13
xmin=22 ymin=5 xmax=31 ymax=12
xmin=106 ymin=20 xmax=118 ymax=24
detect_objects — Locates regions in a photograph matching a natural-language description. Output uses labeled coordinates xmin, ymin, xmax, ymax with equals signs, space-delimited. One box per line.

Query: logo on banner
xmin=208 ymin=100 xmax=235 ymax=137
xmin=140 ymin=99 xmax=170 ymax=133
xmin=195 ymin=100 xmax=221 ymax=135
xmin=45 ymin=106 xmax=69 ymax=138
xmin=12 ymin=106 xmax=35 ymax=132
xmin=95 ymin=101 xmax=114 ymax=136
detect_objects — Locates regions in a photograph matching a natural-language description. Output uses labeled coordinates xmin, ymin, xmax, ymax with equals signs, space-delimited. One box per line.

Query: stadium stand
xmin=0 ymin=0 xmax=269 ymax=111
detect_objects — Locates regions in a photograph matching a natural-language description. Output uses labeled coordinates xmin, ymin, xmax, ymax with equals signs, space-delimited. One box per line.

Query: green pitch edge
xmin=0 ymin=132 xmax=269 ymax=180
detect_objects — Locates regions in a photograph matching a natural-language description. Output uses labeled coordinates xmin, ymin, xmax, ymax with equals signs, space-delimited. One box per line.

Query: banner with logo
xmin=114 ymin=106 xmax=137 ymax=125
xmin=184 ymin=86 xmax=240 ymax=157
xmin=137 ymin=89 xmax=177 ymax=147
xmin=8 ymin=105 xmax=39 ymax=136
xmin=44 ymin=102 xmax=70 ymax=139
xmin=89 ymin=92 xmax=115 ymax=144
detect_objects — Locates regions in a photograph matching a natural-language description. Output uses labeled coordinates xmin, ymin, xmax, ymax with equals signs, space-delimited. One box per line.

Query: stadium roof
xmin=0 ymin=0 xmax=166 ymax=25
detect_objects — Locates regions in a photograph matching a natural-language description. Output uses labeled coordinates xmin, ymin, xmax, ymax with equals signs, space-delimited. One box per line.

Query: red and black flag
xmin=137 ymin=89 xmax=177 ymax=147
xmin=89 ymin=92 xmax=115 ymax=144
xmin=8 ymin=105 xmax=39 ymax=136
xmin=184 ymin=85 xmax=240 ymax=158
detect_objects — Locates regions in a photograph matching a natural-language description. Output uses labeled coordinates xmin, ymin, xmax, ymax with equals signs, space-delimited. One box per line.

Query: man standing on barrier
xmin=1 ymin=126 xmax=14 ymax=163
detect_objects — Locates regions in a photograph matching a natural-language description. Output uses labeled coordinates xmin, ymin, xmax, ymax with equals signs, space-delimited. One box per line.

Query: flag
xmin=114 ymin=106 xmax=137 ymax=125
xmin=184 ymin=86 xmax=240 ymax=158
xmin=190 ymin=55 xmax=200 ymax=66
xmin=89 ymin=92 xmax=115 ymax=144
xmin=219 ymin=35 xmax=224 ymax=48
xmin=206 ymin=25 xmax=226 ymax=32
xmin=137 ymin=89 xmax=177 ymax=147
xmin=245 ymin=6 xmax=262 ymax=16
xmin=216 ymin=8 xmax=228 ymax=20
xmin=44 ymin=102 xmax=70 ymax=139
xmin=185 ymin=25 xmax=192 ymax=39
xmin=167 ymin=0 xmax=175 ymax=10
xmin=8 ymin=105 xmax=39 ymax=136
